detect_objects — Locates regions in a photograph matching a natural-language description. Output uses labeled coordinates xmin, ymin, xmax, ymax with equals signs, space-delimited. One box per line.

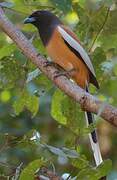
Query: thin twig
xmin=89 ymin=7 xmax=110 ymax=52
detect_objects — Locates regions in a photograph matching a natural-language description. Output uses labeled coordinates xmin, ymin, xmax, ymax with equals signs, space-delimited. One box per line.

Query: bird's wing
xmin=57 ymin=25 xmax=96 ymax=78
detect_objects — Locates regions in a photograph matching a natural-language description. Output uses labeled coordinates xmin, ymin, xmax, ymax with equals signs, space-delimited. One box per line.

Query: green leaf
xmin=45 ymin=145 xmax=78 ymax=159
xmin=103 ymin=0 xmax=116 ymax=7
xmin=77 ymin=167 xmax=97 ymax=180
xmin=103 ymin=9 xmax=117 ymax=35
xmin=0 ymin=2 xmax=13 ymax=8
xmin=51 ymin=89 xmax=67 ymax=125
xmin=78 ymin=0 xmax=86 ymax=7
xmin=101 ymin=61 xmax=113 ymax=74
xmin=0 ymin=57 xmax=25 ymax=89
xmin=96 ymin=159 xmax=112 ymax=178
xmin=13 ymin=89 xmax=39 ymax=117
xmin=13 ymin=0 xmax=33 ymax=14
xmin=51 ymin=0 xmax=72 ymax=13
xmin=19 ymin=159 xmax=46 ymax=180
xmin=99 ymin=34 xmax=117 ymax=51
xmin=113 ymin=63 xmax=117 ymax=76
xmin=13 ymin=0 xmax=53 ymax=14
xmin=76 ymin=159 xmax=112 ymax=180
xmin=91 ymin=47 xmax=106 ymax=80
xmin=72 ymin=155 xmax=89 ymax=169
xmin=26 ymin=69 xmax=42 ymax=83
xmin=62 ymin=147 xmax=79 ymax=158
xmin=72 ymin=153 xmax=110 ymax=180
xmin=0 ymin=44 xmax=16 ymax=59
xmin=36 ymin=74 xmax=52 ymax=91
xmin=51 ymin=89 xmax=85 ymax=135
xmin=45 ymin=144 xmax=67 ymax=157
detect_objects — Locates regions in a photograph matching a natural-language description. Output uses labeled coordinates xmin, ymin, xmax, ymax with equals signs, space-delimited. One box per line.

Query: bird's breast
xmin=45 ymin=27 xmax=89 ymax=88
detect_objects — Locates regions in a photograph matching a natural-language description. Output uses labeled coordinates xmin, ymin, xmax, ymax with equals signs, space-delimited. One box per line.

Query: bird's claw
xmin=53 ymin=70 xmax=70 ymax=80
xmin=43 ymin=61 xmax=55 ymax=67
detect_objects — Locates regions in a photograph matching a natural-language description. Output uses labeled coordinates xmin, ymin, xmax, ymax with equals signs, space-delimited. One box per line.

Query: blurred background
xmin=0 ymin=0 xmax=117 ymax=179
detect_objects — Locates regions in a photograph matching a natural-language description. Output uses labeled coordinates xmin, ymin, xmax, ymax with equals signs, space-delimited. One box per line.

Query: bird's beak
xmin=23 ymin=17 xmax=36 ymax=24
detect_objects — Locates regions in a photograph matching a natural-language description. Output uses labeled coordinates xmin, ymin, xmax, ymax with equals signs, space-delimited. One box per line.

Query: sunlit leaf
xmin=0 ymin=57 xmax=25 ymax=89
xmin=13 ymin=89 xmax=39 ymax=117
xmin=76 ymin=159 xmax=112 ymax=180
xmin=96 ymin=159 xmax=112 ymax=178
xmin=51 ymin=89 xmax=67 ymax=125
xmin=0 ymin=90 xmax=11 ymax=103
xmin=64 ymin=11 xmax=79 ymax=25
xmin=51 ymin=89 xmax=85 ymax=135
xmin=72 ymin=155 xmax=89 ymax=169
xmin=91 ymin=47 xmax=106 ymax=79
xmin=36 ymin=74 xmax=52 ymax=91
xmin=0 ymin=44 xmax=16 ymax=59
xmin=19 ymin=159 xmax=46 ymax=180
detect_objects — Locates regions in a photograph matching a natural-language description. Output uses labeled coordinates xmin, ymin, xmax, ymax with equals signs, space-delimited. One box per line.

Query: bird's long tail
xmin=85 ymin=87 xmax=103 ymax=166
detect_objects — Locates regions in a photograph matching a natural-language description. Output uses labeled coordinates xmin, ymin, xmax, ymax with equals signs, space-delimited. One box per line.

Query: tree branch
xmin=0 ymin=7 xmax=117 ymax=126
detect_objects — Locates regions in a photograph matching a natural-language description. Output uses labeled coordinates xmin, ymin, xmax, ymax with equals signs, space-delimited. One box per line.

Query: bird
xmin=24 ymin=10 xmax=103 ymax=166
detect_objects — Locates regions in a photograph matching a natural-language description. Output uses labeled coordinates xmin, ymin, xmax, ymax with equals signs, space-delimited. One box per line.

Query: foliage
xmin=19 ymin=159 xmax=46 ymax=180
xmin=0 ymin=0 xmax=117 ymax=179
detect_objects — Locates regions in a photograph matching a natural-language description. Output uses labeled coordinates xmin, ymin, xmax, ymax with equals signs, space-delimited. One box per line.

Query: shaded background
xmin=0 ymin=0 xmax=117 ymax=179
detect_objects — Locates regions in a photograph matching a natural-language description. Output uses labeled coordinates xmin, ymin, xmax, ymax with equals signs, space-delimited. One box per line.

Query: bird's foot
xmin=43 ymin=61 xmax=56 ymax=67
xmin=36 ymin=53 xmax=41 ymax=56
xmin=53 ymin=69 xmax=75 ymax=79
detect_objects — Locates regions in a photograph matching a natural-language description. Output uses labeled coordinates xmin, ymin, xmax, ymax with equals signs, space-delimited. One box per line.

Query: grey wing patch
xmin=58 ymin=26 xmax=96 ymax=77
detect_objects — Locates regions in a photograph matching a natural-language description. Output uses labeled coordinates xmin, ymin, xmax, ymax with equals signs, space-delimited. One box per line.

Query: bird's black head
xmin=24 ymin=10 xmax=61 ymax=45
xmin=24 ymin=10 xmax=61 ymax=27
